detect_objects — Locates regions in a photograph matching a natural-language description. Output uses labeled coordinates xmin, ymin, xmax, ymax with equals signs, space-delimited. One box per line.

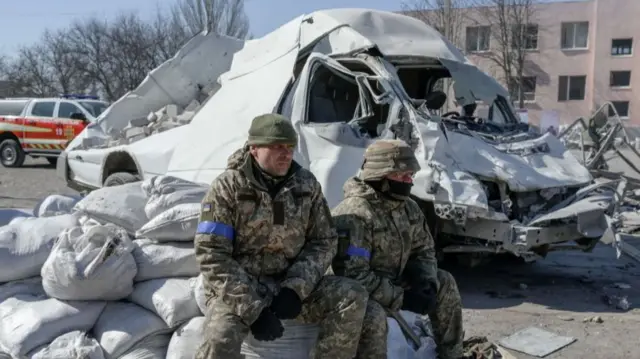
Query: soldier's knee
xmin=437 ymin=269 xmax=458 ymax=291
xmin=328 ymin=276 xmax=368 ymax=311
xmin=436 ymin=269 xmax=461 ymax=303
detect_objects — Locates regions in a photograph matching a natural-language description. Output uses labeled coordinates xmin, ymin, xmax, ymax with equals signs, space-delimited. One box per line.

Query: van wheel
xmin=0 ymin=139 xmax=26 ymax=168
xmin=103 ymin=172 xmax=140 ymax=187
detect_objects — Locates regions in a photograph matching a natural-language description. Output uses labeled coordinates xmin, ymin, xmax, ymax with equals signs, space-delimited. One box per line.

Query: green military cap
xmin=247 ymin=113 xmax=298 ymax=146
xmin=359 ymin=139 xmax=421 ymax=180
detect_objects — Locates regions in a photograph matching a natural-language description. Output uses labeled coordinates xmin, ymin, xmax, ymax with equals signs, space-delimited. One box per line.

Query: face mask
xmin=386 ymin=179 xmax=413 ymax=200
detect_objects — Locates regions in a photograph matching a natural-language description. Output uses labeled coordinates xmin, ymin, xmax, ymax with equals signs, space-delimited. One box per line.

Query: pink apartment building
xmin=413 ymin=0 xmax=639 ymax=126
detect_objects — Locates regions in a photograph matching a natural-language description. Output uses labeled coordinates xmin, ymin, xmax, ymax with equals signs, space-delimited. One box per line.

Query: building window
xmin=558 ymin=75 xmax=586 ymax=101
xmin=509 ymin=76 xmax=537 ymax=103
xmin=465 ymin=26 xmax=491 ymax=52
xmin=608 ymin=101 xmax=630 ymax=118
xmin=611 ymin=38 xmax=633 ymax=56
xmin=511 ymin=24 xmax=538 ymax=50
xmin=610 ymin=71 xmax=631 ymax=88
xmin=561 ymin=22 xmax=589 ymax=49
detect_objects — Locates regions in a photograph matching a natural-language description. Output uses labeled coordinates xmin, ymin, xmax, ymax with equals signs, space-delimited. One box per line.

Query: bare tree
xmin=151 ymin=6 xmax=191 ymax=61
xmin=171 ymin=0 xmax=250 ymax=38
xmin=40 ymin=29 xmax=93 ymax=94
xmin=0 ymin=0 xmax=251 ymax=100
xmin=105 ymin=13 xmax=163 ymax=96
xmin=402 ymin=0 xmax=471 ymax=48
xmin=15 ymin=45 xmax=57 ymax=96
xmin=470 ymin=0 xmax=538 ymax=109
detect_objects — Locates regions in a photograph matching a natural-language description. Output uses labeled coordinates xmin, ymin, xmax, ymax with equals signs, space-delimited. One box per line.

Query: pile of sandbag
xmin=0 ymin=175 xmax=437 ymax=359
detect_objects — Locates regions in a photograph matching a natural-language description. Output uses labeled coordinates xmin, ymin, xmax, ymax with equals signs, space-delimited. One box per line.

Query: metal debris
xmin=602 ymin=294 xmax=631 ymax=311
xmin=583 ymin=316 xmax=603 ymax=323
xmin=499 ymin=327 xmax=576 ymax=357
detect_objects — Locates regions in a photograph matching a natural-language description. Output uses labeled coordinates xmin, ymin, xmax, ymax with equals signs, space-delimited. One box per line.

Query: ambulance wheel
xmin=103 ymin=172 xmax=140 ymax=187
xmin=0 ymin=139 xmax=25 ymax=168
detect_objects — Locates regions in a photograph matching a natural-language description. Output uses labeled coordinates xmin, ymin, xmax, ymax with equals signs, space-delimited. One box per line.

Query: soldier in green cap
xmin=332 ymin=139 xmax=465 ymax=359
xmin=194 ymin=113 xmax=368 ymax=359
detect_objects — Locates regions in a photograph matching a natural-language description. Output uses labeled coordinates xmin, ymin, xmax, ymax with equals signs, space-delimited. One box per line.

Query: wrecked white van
xmin=58 ymin=8 xmax=619 ymax=262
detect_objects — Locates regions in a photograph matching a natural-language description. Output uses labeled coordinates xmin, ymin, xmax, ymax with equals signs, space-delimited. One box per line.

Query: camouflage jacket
xmin=194 ymin=148 xmax=337 ymax=325
xmin=331 ymin=177 xmax=439 ymax=310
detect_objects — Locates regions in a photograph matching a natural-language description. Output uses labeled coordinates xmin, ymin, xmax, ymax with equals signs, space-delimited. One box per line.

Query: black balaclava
xmin=365 ymin=178 xmax=413 ymax=201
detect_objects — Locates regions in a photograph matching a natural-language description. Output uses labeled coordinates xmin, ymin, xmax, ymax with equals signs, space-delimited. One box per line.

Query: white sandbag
xmin=0 ymin=276 xmax=45 ymax=303
xmin=128 ymin=278 xmax=202 ymax=328
xmin=164 ymin=316 xmax=318 ymax=359
xmin=118 ymin=333 xmax=171 ymax=359
xmin=242 ymin=321 xmax=319 ymax=358
xmin=27 ymin=331 xmax=105 ymax=359
xmin=0 ymin=208 xmax=32 ymax=226
xmin=166 ymin=317 xmax=205 ymax=359
xmin=132 ymin=240 xmax=198 ymax=282
xmin=193 ymin=274 xmax=207 ymax=314
xmin=41 ymin=224 xmax=137 ymax=301
xmin=141 ymin=176 xmax=207 ymax=220
xmin=0 ymin=214 xmax=80 ymax=283
xmin=135 ymin=203 xmax=200 ymax=241
xmin=73 ymin=182 xmax=148 ymax=235
xmin=0 ymin=295 xmax=105 ymax=357
xmin=387 ymin=311 xmax=437 ymax=359
xmin=92 ymin=302 xmax=171 ymax=359
xmin=9 ymin=216 xmax=29 ymax=225
xmin=34 ymin=194 xmax=82 ymax=218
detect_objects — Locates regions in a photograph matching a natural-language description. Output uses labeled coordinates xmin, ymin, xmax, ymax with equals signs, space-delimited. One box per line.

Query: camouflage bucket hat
xmin=359 ymin=139 xmax=421 ymax=181
xmin=247 ymin=113 xmax=298 ymax=146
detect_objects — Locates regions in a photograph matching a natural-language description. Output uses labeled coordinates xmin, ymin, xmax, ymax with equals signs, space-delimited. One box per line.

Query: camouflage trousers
xmin=195 ymin=275 xmax=368 ymax=359
xmin=356 ymin=269 xmax=464 ymax=359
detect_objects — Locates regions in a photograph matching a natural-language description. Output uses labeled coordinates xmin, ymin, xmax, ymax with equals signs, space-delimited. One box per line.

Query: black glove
xmin=250 ymin=308 xmax=284 ymax=341
xmin=401 ymin=283 xmax=437 ymax=315
xmin=270 ymin=287 xmax=302 ymax=319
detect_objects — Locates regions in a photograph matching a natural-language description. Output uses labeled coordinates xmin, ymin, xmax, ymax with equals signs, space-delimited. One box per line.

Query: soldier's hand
xmin=401 ymin=284 xmax=437 ymax=315
xmin=250 ymin=309 xmax=284 ymax=341
xmin=270 ymin=287 xmax=302 ymax=320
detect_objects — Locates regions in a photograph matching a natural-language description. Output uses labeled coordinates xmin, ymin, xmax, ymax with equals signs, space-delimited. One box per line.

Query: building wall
xmin=409 ymin=0 xmax=638 ymax=126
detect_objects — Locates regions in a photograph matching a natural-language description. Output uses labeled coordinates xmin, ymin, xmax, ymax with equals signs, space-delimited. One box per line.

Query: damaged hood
xmin=412 ymin=120 xmax=593 ymax=215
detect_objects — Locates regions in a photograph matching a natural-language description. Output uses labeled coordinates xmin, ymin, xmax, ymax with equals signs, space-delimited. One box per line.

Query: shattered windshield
xmin=424 ymin=77 xmax=518 ymax=127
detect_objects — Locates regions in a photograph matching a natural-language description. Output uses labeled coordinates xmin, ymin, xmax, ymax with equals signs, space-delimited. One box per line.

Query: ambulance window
xmin=31 ymin=101 xmax=55 ymax=117
xmin=0 ymin=100 xmax=28 ymax=116
xmin=58 ymin=102 xmax=83 ymax=119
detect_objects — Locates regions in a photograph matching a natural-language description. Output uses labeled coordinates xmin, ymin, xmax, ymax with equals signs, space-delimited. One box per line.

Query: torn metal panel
xmin=66 ymin=32 xmax=245 ymax=151
xmin=302 ymin=9 xmax=470 ymax=62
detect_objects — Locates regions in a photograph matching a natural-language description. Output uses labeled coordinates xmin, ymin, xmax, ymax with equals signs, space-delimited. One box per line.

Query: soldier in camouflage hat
xmin=194 ymin=113 xmax=367 ymax=359
xmin=332 ymin=139 xmax=465 ymax=359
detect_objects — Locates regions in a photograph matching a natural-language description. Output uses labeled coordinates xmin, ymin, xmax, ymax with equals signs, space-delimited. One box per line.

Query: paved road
xmin=0 ymin=157 xmax=77 ymax=210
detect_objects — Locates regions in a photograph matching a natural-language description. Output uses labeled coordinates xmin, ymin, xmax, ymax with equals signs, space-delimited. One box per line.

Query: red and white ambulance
xmin=0 ymin=95 xmax=109 ymax=167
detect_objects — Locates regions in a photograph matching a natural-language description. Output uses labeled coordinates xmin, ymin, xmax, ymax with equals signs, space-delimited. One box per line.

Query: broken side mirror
xmin=70 ymin=112 xmax=88 ymax=122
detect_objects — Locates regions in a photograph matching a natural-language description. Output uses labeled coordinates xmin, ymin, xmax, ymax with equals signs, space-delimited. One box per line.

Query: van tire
xmin=0 ymin=139 xmax=26 ymax=168
xmin=103 ymin=172 xmax=140 ymax=187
